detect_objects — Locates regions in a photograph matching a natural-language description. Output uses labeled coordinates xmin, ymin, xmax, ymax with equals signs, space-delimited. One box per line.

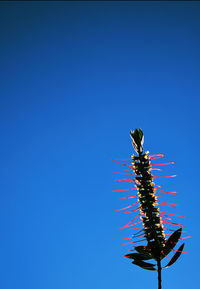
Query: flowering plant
xmin=113 ymin=129 xmax=190 ymax=289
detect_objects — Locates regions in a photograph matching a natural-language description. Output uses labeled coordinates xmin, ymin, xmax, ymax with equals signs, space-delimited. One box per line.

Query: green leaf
xmin=135 ymin=246 xmax=153 ymax=259
xmin=130 ymin=131 xmax=139 ymax=153
xmin=134 ymin=246 xmax=146 ymax=253
xmin=162 ymin=228 xmax=182 ymax=259
xmin=130 ymin=129 xmax=144 ymax=153
xmin=164 ymin=244 xmax=185 ymax=268
xmin=132 ymin=260 xmax=156 ymax=271
xmin=125 ymin=252 xmax=152 ymax=260
xmin=138 ymin=128 xmax=144 ymax=146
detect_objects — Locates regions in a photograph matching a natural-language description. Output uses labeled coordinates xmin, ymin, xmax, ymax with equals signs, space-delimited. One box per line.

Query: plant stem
xmin=157 ymin=259 xmax=162 ymax=289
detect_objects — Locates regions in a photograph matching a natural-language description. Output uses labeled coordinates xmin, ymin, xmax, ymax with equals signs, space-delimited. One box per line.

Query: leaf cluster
xmin=124 ymin=228 xmax=185 ymax=270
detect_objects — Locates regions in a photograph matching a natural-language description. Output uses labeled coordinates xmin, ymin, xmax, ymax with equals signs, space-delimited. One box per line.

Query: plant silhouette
xmin=113 ymin=129 xmax=190 ymax=289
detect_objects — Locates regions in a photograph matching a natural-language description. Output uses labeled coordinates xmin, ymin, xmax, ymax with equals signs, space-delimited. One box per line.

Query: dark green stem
xmin=157 ymin=259 xmax=162 ymax=289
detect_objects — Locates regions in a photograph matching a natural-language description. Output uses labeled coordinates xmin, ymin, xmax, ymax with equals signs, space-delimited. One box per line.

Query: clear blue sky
xmin=0 ymin=1 xmax=199 ymax=289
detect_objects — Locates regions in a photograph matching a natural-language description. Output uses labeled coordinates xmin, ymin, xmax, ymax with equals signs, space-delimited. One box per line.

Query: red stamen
xmin=164 ymin=229 xmax=188 ymax=233
xmin=157 ymin=200 xmax=179 ymax=207
xmin=127 ymin=226 xmax=144 ymax=230
xmin=112 ymin=188 xmax=136 ymax=192
xmin=153 ymin=175 xmax=176 ymax=179
xmin=114 ymin=179 xmax=134 ymax=183
xmin=154 ymin=183 xmax=162 ymax=188
xmin=155 ymin=188 xmax=176 ymax=195
xmin=151 ymin=162 xmax=174 ymax=166
xmin=115 ymin=158 xmax=132 ymax=160
xmin=180 ymin=236 xmax=192 ymax=240
xmin=115 ymin=201 xmax=139 ymax=211
xmin=163 ymin=228 xmax=174 ymax=231
xmin=150 ymin=155 xmax=164 ymax=160
xmin=161 ymin=251 xmax=171 ymax=260
xmin=173 ymin=249 xmax=190 ymax=255
xmin=126 ymin=220 xmax=143 ymax=228
xmin=160 ymin=211 xmax=184 ymax=218
xmin=162 ymin=220 xmax=184 ymax=227
xmin=123 ymin=207 xmax=140 ymax=214
xmin=161 ymin=216 xmax=177 ymax=222
xmin=113 ymin=172 xmax=135 ymax=175
xmin=122 ymin=241 xmax=134 ymax=245
xmin=120 ymin=195 xmax=138 ymax=199
xmin=112 ymin=159 xmax=132 ymax=167
xmin=170 ymin=241 xmax=182 ymax=245
xmin=120 ymin=214 xmax=141 ymax=229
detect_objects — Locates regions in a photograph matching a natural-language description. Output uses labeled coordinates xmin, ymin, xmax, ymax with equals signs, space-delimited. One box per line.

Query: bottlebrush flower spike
xmin=113 ymin=129 xmax=190 ymax=289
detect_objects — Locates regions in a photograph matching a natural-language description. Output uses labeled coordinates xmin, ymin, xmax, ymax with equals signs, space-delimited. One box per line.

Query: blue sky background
xmin=0 ymin=1 xmax=199 ymax=289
